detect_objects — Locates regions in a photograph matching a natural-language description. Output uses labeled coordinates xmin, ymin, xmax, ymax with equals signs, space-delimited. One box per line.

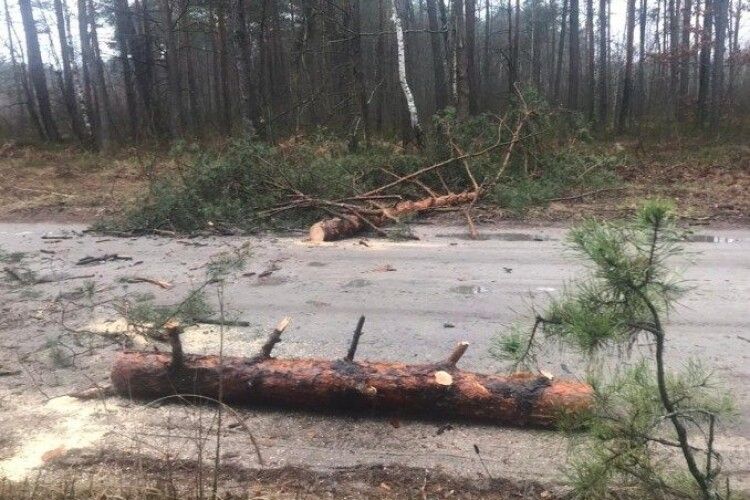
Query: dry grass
xmin=0 ymin=139 xmax=747 ymax=226
xmin=0 ymin=143 xmax=178 ymax=222
xmin=0 ymin=452 xmax=560 ymax=499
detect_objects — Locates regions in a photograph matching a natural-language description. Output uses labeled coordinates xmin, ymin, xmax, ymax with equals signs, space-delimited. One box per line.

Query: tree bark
xmin=636 ymin=0 xmax=647 ymax=117
xmin=132 ymin=0 xmax=161 ymax=136
xmin=482 ymin=0 xmax=490 ymax=106
xmin=159 ymin=0 xmax=183 ymax=137
xmin=597 ymin=0 xmax=608 ymax=124
xmin=452 ymin=0 xmax=470 ymax=119
xmin=553 ymin=0 xmax=568 ymax=103
xmin=709 ymin=0 xmax=728 ymax=132
xmin=617 ymin=0 xmax=636 ymax=132
xmin=216 ymin=2 xmax=232 ymax=134
xmin=87 ymin=0 xmax=116 ymax=146
xmin=585 ymin=0 xmax=595 ymax=120
xmin=391 ymin=0 xmax=423 ymax=145
xmin=349 ymin=0 xmax=369 ymax=150
xmin=4 ymin=0 xmax=44 ymax=139
xmin=309 ymin=191 xmax=478 ymax=242
xmin=697 ymin=0 xmax=713 ymax=123
xmin=426 ymin=0 xmax=448 ymax=110
xmin=113 ymin=0 xmax=139 ymax=139
xmin=678 ymin=0 xmax=692 ymax=119
xmin=111 ymin=345 xmax=593 ymax=428
xmin=232 ymin=0 xmax=258 ymax=135
xmin=77 ymin=0 xmax=99 ymax=146
xmin=465 ymin=0 xmax=478 ymax=114
xmin=18 ymin=0 xmax=61 ymax=141
xmin=567 ymin=0 xmax=580 ymax=109
xmin=53 ymin=0 xmax=86 ymax=143
xmin=669 ymin=0 xmax=680 ymax=118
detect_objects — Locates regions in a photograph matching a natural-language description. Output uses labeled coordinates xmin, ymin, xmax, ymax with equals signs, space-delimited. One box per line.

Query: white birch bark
xmin=390 ymin=0 xmax=422 ymax=136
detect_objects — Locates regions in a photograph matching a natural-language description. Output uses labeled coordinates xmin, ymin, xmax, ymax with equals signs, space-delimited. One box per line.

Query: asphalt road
xmin=0 ymin=222 xmax=748 ymax=490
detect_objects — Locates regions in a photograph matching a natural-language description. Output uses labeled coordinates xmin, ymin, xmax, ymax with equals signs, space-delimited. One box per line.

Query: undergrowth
xmin=104 ymin=102 xmax=623 ymax=233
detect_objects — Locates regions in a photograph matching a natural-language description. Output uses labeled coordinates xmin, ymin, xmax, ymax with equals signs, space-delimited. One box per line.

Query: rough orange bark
xmin=309 ymin=191 xmax=479 ymax=242
xmin=111 ymin=349 xmax=592 ymax=428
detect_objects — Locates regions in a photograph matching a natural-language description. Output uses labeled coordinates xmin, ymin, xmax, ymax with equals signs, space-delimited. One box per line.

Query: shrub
xmin=494 ymin=201 xmax=733 ymax=499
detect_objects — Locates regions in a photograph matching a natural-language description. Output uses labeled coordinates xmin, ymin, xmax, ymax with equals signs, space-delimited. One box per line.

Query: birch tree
xmin=391 ymin=0 xmax=423 ymax=145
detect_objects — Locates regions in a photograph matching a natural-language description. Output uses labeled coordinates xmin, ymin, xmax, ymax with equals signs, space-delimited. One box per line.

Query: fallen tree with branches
xmin=251 ymin=89 xmax=536 ymax=242
xmin=111 ymin=318 xmax=593 ymax=428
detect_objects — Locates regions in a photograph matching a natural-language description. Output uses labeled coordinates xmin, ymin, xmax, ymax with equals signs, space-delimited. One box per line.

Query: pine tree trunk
xmin=88 ymin=0 xmax=116 ymax=146
xmin=568 ymin=0 xmax=580 ymax=109
xmin=159 ymin=0 xmax=183 ymax=137
xmin=585 ymin=0 xmax=595 ymax=120
xmin=669 ymin=0 xmax=679 ymax=119
xmin=709 ymin=0 xmax=727 ymax=132
xmin=349 ymin=0 xmax=369 ymax=150
xmin=697 ymin=0 xmax=713 ymax=123
xmin=452 ymin=0 xmax=470 ymax=119
xmin=232 ymin=0 xmax=258 ymax=136
xmin=636 ymin=0 xmax=647 ymax=117
xmin=216 ymin=3 xmax=232 ymax=134
xmin=465 ymin=0 xmax=478 ymax=114
xmin=132 ymin=0 xmax=160 ymax=136
xmin=554 ymin=0 xmax=568 ymax=103
xmin=597 ymin=0 xmax=608 ymax=124
xmin=18 ymin=0 xmax=61 ymax=141
xmin=53 ymin=0 xmax=87 ymax=144
xmin=4 ymin=0 xmax=44 ymax=139
xmin=113 ymin=0 xmax=139 ymax=139
xmin=617 ymin=0 xmax=636 ymax=132
xmin=482 ymin=0 xmax=490 ymax=106
xmin=77 ymin=0 xmax=99 ymax=146
xmin=111 ymin=349 xmax=594 ymax=429
xmin=427 ymin=0 xmax=448 ymax=110
xmin=678 ymin=0 xmax=692 ymax=120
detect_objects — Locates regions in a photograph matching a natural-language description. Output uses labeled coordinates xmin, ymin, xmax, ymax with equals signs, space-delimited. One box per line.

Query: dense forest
xmin=0 ymin=0 xmax=748 ymax=148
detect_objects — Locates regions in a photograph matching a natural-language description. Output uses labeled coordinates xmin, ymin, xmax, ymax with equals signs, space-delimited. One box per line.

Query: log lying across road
xmin=111 ymin=319 xmax=593 ymax=428
xmin=309 ymin=191 xmax=479 ymax=242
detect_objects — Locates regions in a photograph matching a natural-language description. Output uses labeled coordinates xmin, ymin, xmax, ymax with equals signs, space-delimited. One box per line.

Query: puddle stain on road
xmin=684 ymin=234 xmax=742 ymax=243
xmin=436 ymin=232 xmax=554 ymax=242
xmin=450 ymin=285 xmax=488 ymax=296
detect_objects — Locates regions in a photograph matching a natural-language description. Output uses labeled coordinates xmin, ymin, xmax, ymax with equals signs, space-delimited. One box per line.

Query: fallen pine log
xmin=111 ymin=319 xmax=593 ymax=428
xmin=309 ymin=191 xmax=478 ymax=243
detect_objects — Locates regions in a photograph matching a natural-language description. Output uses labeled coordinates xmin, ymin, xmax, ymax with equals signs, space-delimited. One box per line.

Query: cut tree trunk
xmin=309 ymin=191 xmax=478 ymax=242
xmin=111 ymin=330 xmax=593 ymax=428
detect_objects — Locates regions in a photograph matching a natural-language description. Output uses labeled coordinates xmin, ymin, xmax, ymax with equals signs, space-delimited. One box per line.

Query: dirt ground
xmin=0 ymin=222 xmax=748 ymax=498
xmin=0 ymin=141 xmax=748 ymax=224
xmin=0 ymin=141 xmax=748 ymax=497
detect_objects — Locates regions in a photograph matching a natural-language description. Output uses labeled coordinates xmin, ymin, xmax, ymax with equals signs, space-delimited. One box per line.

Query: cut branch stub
xmin=445 ymin=341 xmax=470 ymax=367
xmin=165 ymin=321 xmax=184 ymax=371
xmin=259 ymin=317 xmax=291 ymax=358
xmin=345 ymin=315 xmax=366 ymax=362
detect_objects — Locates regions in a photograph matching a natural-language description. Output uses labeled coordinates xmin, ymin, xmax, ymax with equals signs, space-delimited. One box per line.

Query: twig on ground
xmin=77 ymin=254 xmax=133 ymax=265
xmin=545 ymin=186 xmax=627 ymax=202
xmin=121 ymin=276 xmax=173 ymax=289
xmin=193 ymin=318 xmax=251 ymax=327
